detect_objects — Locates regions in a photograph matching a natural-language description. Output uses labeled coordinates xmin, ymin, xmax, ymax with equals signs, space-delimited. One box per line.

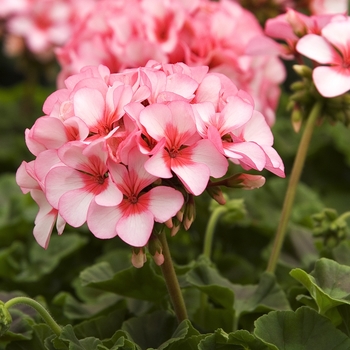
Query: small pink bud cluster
xmin=16 ymin=61 xmax=284 ymax=266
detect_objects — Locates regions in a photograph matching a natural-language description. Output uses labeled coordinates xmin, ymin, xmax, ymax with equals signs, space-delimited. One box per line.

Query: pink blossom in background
xmin=17 ymin=60 xmax=284 ymax=263
xmin=56 ymin=0 xmax=285 ymax=125
xmin=0 ymin=0 xmax=96 ymax=59
xmin=309 ymin=0 xmax=347 ymax=15
xmin=263 ymin=8 xmax=347 ymax=59
xmin=296 ymin=17 xmax=350 ymax=98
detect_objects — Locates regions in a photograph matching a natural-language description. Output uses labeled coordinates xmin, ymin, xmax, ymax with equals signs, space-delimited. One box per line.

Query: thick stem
xmin=159 ymin=230 xmax=188 ymax=323
xmin=266 ymin=101 xmax=323 ymax=273
xmin=5 ymin=297 xmax=61 ymax=337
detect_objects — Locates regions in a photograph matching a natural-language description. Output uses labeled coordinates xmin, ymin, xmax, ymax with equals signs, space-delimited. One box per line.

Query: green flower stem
xmin=199 ymin=205 xmax=228 ymax=324
xmin=159 ymin=229 xmax=188 ymax=323
xmin=5 ymin=297 xmax=61 ymax=337
xmin=203 ymin=206 xmax=228 ymax=259
xmin=266 ymin=100 xmax=323 ymax=274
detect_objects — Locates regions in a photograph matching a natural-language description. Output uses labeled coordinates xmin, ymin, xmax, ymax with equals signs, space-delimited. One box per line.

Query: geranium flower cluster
xmin=16 ymin=61 xmax=284 ymax=264
xmin=0 ymin=0 xmax=95 ymax=60
xmin=56 ymin=0 xmax=285 ymax=126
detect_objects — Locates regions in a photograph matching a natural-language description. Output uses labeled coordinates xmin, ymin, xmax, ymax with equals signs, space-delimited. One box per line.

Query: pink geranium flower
xmin=139 ymin=101 xmax=228 ymax=195
xmin=16 ymin=150 xmax=66 ymax=248
xmin=45 ymin=140 xmax=123 ymax=227
xmin=296 ymin=18 xmax=350 ymax=97
xmin=87 ymin=148 xmax=184 ymax=246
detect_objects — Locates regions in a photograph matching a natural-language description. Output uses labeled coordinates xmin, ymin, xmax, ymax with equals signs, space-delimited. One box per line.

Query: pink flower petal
xmin=94 ymin=178 xmax=123 ymax=206
xmin=31 ymin=189 xmax=58 ymax=249
xmin=73 ymin=87 xmax=106 ymax=127
xmin=313 ymin=66 xmax=350 ymax=97
xmin=172 ymin=159 xmax=210 ymax=195
xmin=224 ymin=142 xmax=266 ymax=171
xmin=45 ymin=166 xmax=84 ymax=208
xmin=144 ymin=148 xmax=173 ymax=178
xmin=190 ymin=139 xmax=228 ymax=178
xmin=296 ymin=34 xmax=340 ymax=64
xmin=58 ymin=188 xmax=95 ymax=227
xmin=87 ymin=201 xmax=122 ymax=239
xmin=140 ymin=186 xmax=184 ymax=222
xmin=117 ymin=209 xmax=154 ymax=247
xmin=321 ymin=20 xmax=350 ymax=54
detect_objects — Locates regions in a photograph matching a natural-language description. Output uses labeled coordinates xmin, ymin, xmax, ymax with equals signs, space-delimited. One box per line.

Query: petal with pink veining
xmin=144 ymin=148 xmax=173 ymax=178
xmin=190 ymin=139 xmax=228 ymax=178
xmin=88 ymin=201 xmax=122 ymax=239
xmin=171 ymin=155 xmax=210 ymax=196
xmin=58 ymin=188 xmax=95 ymax=227
xmin=224 ymin=142 xmax=266 ymax=171
xmin=45 ymin=166 xmax=83 ymax=208
xmin=321 ymin=20 xmax=350 ymax=55
xmin=117 ymin=208 xmax=154 ymax=247
xmin=140 ymin=186 xmax=184 ymax=222
xmin=95 ymin=177 xmax=123 ymax=206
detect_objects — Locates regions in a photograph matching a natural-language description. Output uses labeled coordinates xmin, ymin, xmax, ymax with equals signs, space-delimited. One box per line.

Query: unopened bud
xmin=291 ymin=107 xmax=303 ymax=133
xmin=171 ymin=217 xmax=181 ymax=236
xmin=131 ymin=247 xmax=147 ymax=268
xmin=0 ymin=301 xmax=12 ymax=337
xmin=176 ymin=204 xmax=185 ymax=222
xmin=225 ymin=173 xmax=265 ymax=190
xmin=148 ymin=235 xmax=164 ymax=266
xmin=206 ymin=186 xmax=226 ymax=205
xmin=183 ymin=195 xmax=196 ymax=231
xmin=290 ymin=81 xmax=305 ymax=92
xmin=293 ymin=65 xmax=312 ymax=79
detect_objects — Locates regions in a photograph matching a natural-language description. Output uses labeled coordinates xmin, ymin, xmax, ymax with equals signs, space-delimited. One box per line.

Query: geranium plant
xmin=1 ymin=0 xmax=350 ymax=349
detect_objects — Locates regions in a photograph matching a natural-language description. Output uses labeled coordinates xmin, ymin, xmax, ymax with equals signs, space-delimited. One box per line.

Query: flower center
xmin=168 ymin=147 xmax=179 ymax=158
xmin=96 ymin=175 xmax=105 ymax=185
xmin=128 ymin=194 xmax=138 ymax=204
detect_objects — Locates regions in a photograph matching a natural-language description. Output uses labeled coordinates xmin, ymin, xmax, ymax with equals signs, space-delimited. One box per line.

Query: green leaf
xmin=121 ymin=310 xmax=177 ymax=350
xmin=73 ymin=308 xmax=126 ymax=340
xmin=193 ymin=305 xmax=234 ymax=333
xmin=157 ymin=319 xmax=201 ymax=350
xmin=59 ymin=324 xmax=103 ymax=350
xmin=100 ymin=330 xmax=140 ymax=350
xmin=290 ymin=258 xmax=350 ymax=315
xmin=254 ymin=307 xmax=350 ymax=350
xmin=53 ymin=291 xmax=121 ymax=320
xmin=227 ymin=330 xmax=275 ymax=350
xmin=185 ymin=261 xmax=235 ymax=310
xmin=232 ymin=272 xmax=291 ymax=320
xmin=15 ymin=234 xmax=88 ymax=282
xmin=80 ymin=259 xmax=167 ymax=302
xmin=333 ymin=240 xmax=350 ymax=266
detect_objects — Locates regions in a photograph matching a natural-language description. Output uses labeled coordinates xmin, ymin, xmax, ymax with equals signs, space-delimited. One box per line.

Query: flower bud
xmin=293 ymin=65 xmax=312 ymax=79
xmin=224 ymin=173 xmax=266 ymax=190
xmin=131 ymin=247 xmax=147 ymax=268
xmin=206 ymin=186 xmax=226 ymax=205
xmin=170 ymin=217 xmax=181 ymax=236
xmin=0 ymin=301 xmax=12 ymax=337
xmin=183 ymin=195 xmax=196 ymax=231
xmin=291 ymin=107 xmax=303 ymax=133
xmin=148 ymin=234 xmax=164 ymax=266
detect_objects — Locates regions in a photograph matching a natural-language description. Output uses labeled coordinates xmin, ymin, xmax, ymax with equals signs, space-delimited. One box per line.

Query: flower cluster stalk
xmin=159 ymin=230 xmax=188 ymax=323
xmin=5 ymin=297 xmax=61 ymax=337
xmin=266 ymin=101 xmax=323 ymax=273
xmin=203 ymin=206 xmax=228 ymax=259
